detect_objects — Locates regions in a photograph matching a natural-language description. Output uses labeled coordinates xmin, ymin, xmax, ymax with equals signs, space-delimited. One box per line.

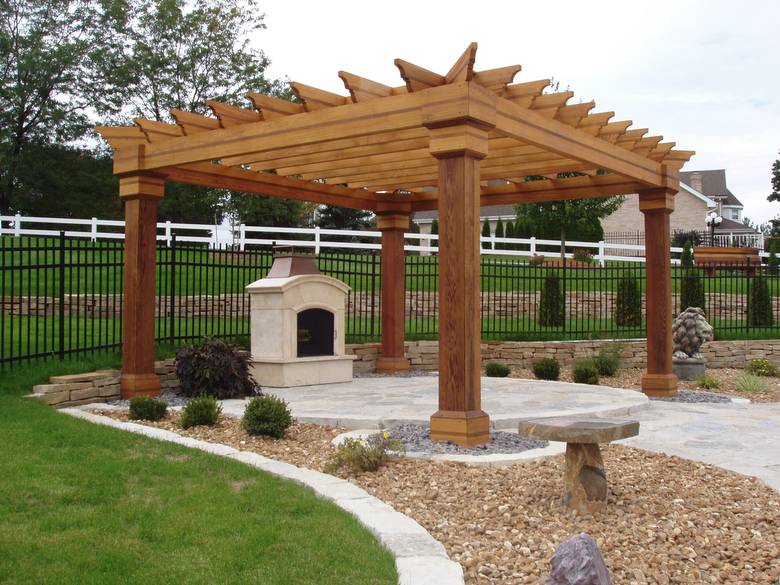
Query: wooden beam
xmin=207 ymin=101 xmax=262 ymax=127
xmin=291 ymin=82 xmax=350 ymax=110
xmin=445 ymin=42 xmax=478 ymax=83
xmin=395 ymin=58 xmax=445 ymax=92
xmin=95 ymin=126 xmax=148 ymax=150
xmin=504 ymin=80 xmax=551 ymax=106
xmin=170 ymin=110 xmax=220 ymax=134
xmin=134 ymin=119 xmax=183 ymax=141
xmin=338 ymin=71 xmax=395 ymax=102
xmin=494 ymin=96 xmax=668 ymax=187
xmin=472 ymin=65 xmax=522 ymax=94
xmin=246 ymin=92 xmax=305 ymax=119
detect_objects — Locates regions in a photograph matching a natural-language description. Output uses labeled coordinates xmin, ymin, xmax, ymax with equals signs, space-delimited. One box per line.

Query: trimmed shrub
xmin=748 ymin=275 xmax=774 ymax=326
xmin=734 ymin=374 xmax=769 ymax=393
xmin=681 ymin=239 xmax=694 ymax=269
xmin=532 ymin=357 xmax=560 ymax=381
xmin=129 ymin=396 xmax=167 ymax=421
xmin=494 ymin=219 xmax=505 ymax=249
xmin=430 ymin=218 xmax=439 ymax=235
xmin=175 ymin=339 xmax=258 ymax=399
xmin=695 ymin=373 xmax=720 ymax=390
xmin=593 ymin=347 xmax=621 ymax=376
xmin=680 ymin=270 xmax=706 ymax=313
xmin=180 ymin=395 xmax=221 ymax=429
xmin=326 ymin=433 xmax=405 ymax=475
xmin=768 ymin=239 xmax=779 ymax=275
xmin=485 ymin=361 xmax=510 ymax=377
xmin=572 ymin=360 xmax=599 ymax=385
xmin=746 ymin=358 xmax=778 ymax=377
xmin=242 ymin=395 xmax=293 ymax=438
xmin=672 ymin=230 xmax=702 ymax=249
xmin=528 ymin=254 xmax=545 ymax=267
xmin=573 ymin=249 xmax=594 ymax=264
xmin=481 ymin=219 xmax=491 ymax=250
xmin=539 ymin=275 xmax=564 ymax=326
xmin=614 ymin=277 xmax=642 ymax=327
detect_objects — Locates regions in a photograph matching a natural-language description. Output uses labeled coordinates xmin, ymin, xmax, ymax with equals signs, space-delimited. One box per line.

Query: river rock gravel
xmin=389 ymin=423 xmax=548 ymax=455
xmin=651 ymin=389 xmax=733 ymax=403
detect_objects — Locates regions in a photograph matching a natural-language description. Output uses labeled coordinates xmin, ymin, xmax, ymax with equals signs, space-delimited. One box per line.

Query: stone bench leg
xmin=563 ymin=442 xmax=607 ymax=515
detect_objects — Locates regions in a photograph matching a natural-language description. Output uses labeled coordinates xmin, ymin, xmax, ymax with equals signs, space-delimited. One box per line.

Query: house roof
xmin=680 ymin=169 xmax=743 ymax=207
xmin=715 ymin=217 xmax=759 ymax=234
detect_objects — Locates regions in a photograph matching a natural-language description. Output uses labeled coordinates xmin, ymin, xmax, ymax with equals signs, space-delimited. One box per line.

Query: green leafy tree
xmin=614 ymin=276 xmax=642 ymax=327
xmin=681 ymin=240 xmax=694 ymax=269
xmin=680 ymin=270 xmax=706 ymax=314
xmin=430 ymin=218 xmax=439 ymax=235
xmin=494 ymin=218 xmax=505 ymax=250
xmin=539 ymin=274 xmax=564 ymax=327
xmin=768 ymin=239 xmax=779 ymax=275
xmin=768 ymin=151 xmax=780 ymax=203
xmin=749 ymin=275 xmax=774 ymax=327
xmin=228 ymin=194 xmax=309 ymax=227
xmin=481 ymin=219 xmax=491 ymax=250
xmin=316 ymin=205 xmax=372 ymax=230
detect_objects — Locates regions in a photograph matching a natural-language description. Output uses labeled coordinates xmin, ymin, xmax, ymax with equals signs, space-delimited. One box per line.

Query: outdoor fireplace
xmin=246 ymin=254 xmax=354 ymax=387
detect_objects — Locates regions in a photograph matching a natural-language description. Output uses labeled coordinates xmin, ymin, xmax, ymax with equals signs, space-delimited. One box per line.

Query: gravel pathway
xmin=389 ymin=424 xmax=548 ymax=455
xmin=651 ymin=389 xmax=732 ymax=403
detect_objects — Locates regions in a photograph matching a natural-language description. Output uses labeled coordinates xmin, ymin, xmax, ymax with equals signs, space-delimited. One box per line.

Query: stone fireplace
xmin=247 ymin=254 xmax=355 ymax=387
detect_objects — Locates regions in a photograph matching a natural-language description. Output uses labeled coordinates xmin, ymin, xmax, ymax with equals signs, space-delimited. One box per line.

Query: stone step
xmin=31 ymin=382 xmax=92 ymax=395
xmin=49 ymin=371 xmax=115 ymax=384
xmin=25 ymin=391 xmax=69 ymax=405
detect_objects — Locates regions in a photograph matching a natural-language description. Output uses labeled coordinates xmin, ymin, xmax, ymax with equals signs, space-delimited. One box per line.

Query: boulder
xmin=545 ymin=533 xmax=611 ymax=585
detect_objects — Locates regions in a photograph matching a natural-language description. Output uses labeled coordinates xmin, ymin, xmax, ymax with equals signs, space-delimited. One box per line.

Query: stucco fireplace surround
xmin=247 ymin=254 xmax=355 ymax=387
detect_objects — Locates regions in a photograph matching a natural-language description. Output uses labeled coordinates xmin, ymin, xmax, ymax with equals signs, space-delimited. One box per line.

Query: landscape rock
xmin=545 ymin=533 xmax=611 ymax=585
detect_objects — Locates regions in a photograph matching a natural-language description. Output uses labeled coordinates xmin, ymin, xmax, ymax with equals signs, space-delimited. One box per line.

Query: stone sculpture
xmin=672 ymin=307 xmax=713 ymax=360
xmin=544 ymin=533 xmax=612 ymax=585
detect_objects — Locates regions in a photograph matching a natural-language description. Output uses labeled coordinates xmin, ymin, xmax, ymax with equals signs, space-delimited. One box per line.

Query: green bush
xmin=748 ymin=275 xmax=774 ymax=327
xmin=695 ymin=373 xmax=720 ymax=390
xmin=242 ymin=395 xmax=293 ymax=438
xmin=430 ymin=218 xmax=439 ymax=235
xmin=532 ymin=357 xmax=560 ymax=381
xmin=539 ymin=275 xmax=564 ymax=326
xmin=768 ymin=239 xmax=779 ymax=275
xmin=175 ymin=339 xmax=258 ymax=399
xmin=680 ymin=270 xmax=706 ymax=313
xmin=573 ymin=249 xmax=594 ymax=264
xmin=481 ymin=219 xmax=491 ymax=250
xmin=572 ymin=360 xmax=599 ymax=385
xmin=681 ymin=239 xmax=694 ymax=269
xmin=485 ymin=361 xmax=510 ymax=377
xmin=326 ymin=433 xmax=404 ymax=475
xmin=593 ymin=347 xmax=621 ymax=376
xmin=672 ymin=230 xmax=702 ymax=249
xmin=180 ymin=395 xmax=221 ymax=429
xmin=128 ymin=396 xmax=167 ymax=421
xmin=494 ymin=219 xmax=505 ymax=250
xmin=734 ymin=374 xmax=769 ymax=394
xmin=746 ymin=358 xmax=777 ymax=377
xmin=614 ymin=277 xmax=642 ymax=327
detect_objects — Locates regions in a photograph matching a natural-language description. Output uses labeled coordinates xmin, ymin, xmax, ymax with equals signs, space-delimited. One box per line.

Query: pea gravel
xmin=651 ymin=389 xmax=733 ymax=404
xmin=389 ymin=423 xmax=548 ymax=455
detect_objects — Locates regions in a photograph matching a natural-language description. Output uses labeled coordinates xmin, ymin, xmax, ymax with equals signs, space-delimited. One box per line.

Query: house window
xmin=730 ymin=209 xmax=740 ymax=221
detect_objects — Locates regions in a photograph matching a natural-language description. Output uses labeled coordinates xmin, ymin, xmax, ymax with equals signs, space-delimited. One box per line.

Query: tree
xmin=681 ymin=240 xmax=694 ymax=269
xmin=228 ymin=193 xmax=309 ymax=227
xmin=0 ymin=0 xmax=112 ymax=212
xmin=539 ymin=274 xmax=564 ymax=326
xmin=430 ymin=218 xmax=439 ymax=235
xmin=768 ymin=150 xmax=780 ymax=203
xmin=481 ymin=219 xmax=491 ymax=250
xmin=316 ymin=205 xmax=372 ymax=230
xmin=494 ymin=218 xmax=505 ymax=249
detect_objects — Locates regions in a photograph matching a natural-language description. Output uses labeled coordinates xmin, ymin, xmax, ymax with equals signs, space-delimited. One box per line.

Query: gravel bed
xmin=94 ymin=408 xmax=780 ymax=584
xmin=389 ymin=423 xmax=548 ymax=455
xmin=106 ymin=390 xmax=188 ymax=407
xmin=651 ymin=389 xmax=733 ymax=403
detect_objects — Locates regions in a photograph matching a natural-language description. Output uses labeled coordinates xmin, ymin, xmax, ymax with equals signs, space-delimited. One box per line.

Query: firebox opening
xmin=297 ymin=308 xmax=334 ymax=357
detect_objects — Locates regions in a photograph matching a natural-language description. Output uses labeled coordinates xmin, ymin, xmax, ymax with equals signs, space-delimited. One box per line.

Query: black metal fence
xmin=2 ymin=234 xmax=779 ymax=367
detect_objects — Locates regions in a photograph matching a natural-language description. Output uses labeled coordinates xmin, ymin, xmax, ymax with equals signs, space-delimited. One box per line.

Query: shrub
xmin=680 ymin=270 xmax=706 ymax=313
xmin=593 ymin=347 xmax=621 ymax=376
xmin=681 ymin=239 xmax=694 ymax=269
xmin=573 ymin=249 xmax=594 ymax=264
xmin=242 ymin=395 xmax=293 ymax=438
xmin=572 ymin=360 xmax=599 ymax=385
xmin=767 ymin=239 xmax=779 ymax=274
xmin=481 ymin=219 xmax=491 ymax=250
xmin=494 ymin=219 xmax=505 ymax=249
xmin=528 ymin=254 xmax=545 ymax=267
xmin=695 ymin=373 xmax=721 ymax=390
xmin=614 ymin=277 xmax=642 ymax=327
xmin=175 ymin=339 xmax=258 ymax=399
xmin=748 ymin=275 xmax=774 ymax=327
xmin=430 ymin=218 xmax=439 ymax=235
xmin=180 ymin=395 xmax=221 ymax=429
xmin=485 ymin=361 xmax=510 ymax=377
xmin=532 ymin=357 xmax=560 ymax=381
xmin=128 ymin=396 xmax=167 ymax=421
xmin=734 ymin=374 xmax=769 ymax=394
xmin=326 ymin=433 xmax=404 ymax=475
xmin=672 ymin=230 xmax=702 ymax=249
xmin=746 ymin=358 xmax=777 ymax=377
xmin=539 ymin=275 xmax=564 ymax=326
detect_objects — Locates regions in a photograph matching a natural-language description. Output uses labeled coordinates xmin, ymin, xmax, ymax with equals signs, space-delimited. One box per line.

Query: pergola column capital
xmin=375 ymin=212 xmax=410 ymax=231
xmin=118 ymin=172 xmax=166 ymax=200
xmin=638 ymin=187 xmax=676 ymax=213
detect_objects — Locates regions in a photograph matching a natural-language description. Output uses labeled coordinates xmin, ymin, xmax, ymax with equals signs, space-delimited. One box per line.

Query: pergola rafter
xmin=98 ymin=42 xmax=693 ymax=447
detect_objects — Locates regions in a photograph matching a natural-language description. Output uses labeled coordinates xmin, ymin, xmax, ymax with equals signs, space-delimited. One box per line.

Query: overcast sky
xmin=253 ymin=0 xmax=779 ymax=223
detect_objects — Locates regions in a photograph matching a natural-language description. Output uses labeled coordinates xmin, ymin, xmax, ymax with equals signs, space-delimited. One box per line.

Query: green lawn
xmin=0 ymin=356 xmax=397 ymax=585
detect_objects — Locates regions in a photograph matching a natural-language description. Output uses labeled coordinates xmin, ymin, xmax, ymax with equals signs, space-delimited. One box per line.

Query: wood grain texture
xmin=375 ymin=213 xmax=410 ymax=373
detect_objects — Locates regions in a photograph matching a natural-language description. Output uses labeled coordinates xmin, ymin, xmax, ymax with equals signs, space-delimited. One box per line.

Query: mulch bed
xmin=95 ymin=408 xmax=780 ymax=584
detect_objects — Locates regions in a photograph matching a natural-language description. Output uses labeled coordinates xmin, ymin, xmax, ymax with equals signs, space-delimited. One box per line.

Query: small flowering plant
xmin=326 ymin=431 xmax=405 ymax=475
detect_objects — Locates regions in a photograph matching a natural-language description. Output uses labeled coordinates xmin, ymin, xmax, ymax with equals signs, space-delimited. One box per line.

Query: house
xmin=679 ymin=169 xmax=758 ymax=237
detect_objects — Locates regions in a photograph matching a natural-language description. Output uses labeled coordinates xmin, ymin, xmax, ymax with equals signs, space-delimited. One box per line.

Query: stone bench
xmin=519 ymin=417 xmax=639 ymax=515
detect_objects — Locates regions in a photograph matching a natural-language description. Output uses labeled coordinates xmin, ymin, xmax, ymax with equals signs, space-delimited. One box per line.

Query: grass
xmin=0 ymin=356 xmax=397 ymax=585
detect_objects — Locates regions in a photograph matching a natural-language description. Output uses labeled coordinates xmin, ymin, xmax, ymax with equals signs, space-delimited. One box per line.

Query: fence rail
xmin=2 ymin=233 xmax=779 ymax=368
xmin=1 ymin=213 xmax=770 ymax=264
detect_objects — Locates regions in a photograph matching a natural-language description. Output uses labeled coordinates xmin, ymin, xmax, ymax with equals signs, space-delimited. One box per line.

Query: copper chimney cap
xmin=266 ymin=251 xmax=320 ymax=278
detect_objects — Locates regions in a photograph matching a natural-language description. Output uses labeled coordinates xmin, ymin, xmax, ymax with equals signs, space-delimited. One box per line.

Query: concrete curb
xmin=60 ymin=407 xmax=464 ymax=585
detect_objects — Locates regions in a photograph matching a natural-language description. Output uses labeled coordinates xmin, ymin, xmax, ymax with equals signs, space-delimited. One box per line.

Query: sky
xmin=250 ymin=0 xmax=780 ymax=224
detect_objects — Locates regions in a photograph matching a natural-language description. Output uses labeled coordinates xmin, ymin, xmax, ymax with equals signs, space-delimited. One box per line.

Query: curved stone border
xmin=61 ymin=407 xmax=464 ymax=585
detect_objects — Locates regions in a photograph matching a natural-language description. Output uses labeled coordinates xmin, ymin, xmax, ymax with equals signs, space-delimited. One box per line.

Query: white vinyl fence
xmin=0 ymin=213 xmax=770 ymax=265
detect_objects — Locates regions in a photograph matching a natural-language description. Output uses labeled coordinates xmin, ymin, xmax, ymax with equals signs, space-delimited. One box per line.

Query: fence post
xmin=530 ymin=236 xmax=536 ymax=256
xmin=58 ymin=231 xmax=66 ymax=360
xmin=14 ymin=213 xmax=21 ymax=237
xmin=90 ymin=217 xmax=98 ymax=242
xmin=598 ymin=241 xmax=605 ymax=267
xmin=169 ymin=234 xmax=176 ymax=344
xmin=314 ymin=226 xmax=321 ymax=254
xmin=490 ymin=234 xmax=495 ymax=251
xmin=165 ymin=221 xmax=172 ymax=247
xmin=370 ymin=252 xmax=377 ymax=336
xmin=239 ymin=224 xmax=246 ymax=251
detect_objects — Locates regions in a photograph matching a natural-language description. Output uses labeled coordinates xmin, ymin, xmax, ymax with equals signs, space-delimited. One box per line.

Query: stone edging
xmin=60 ymin=407 xmax=464 ymax=585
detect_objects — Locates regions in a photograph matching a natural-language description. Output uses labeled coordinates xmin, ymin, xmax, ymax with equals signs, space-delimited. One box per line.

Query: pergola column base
xmin=641 ymin=373 xmax=678 ymax=397
xmin=430 ymin=409 xmax=490 ymax=447
xmin=375 ymin=356 xmax=411 ymax=373
xmin=120 ymin=373 xmax=161 ymax=399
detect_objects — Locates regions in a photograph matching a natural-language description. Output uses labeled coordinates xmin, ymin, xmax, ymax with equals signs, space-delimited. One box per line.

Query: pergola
xmin=97 ymin=43 xmax=694 ymax=447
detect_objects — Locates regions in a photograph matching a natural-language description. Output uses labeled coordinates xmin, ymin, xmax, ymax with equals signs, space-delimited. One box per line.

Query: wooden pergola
xmin=97 ymin=43 xmax=693 ymax=447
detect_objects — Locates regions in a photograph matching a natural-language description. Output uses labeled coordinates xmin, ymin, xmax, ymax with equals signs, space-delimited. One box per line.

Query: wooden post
xmin=424 ymin=86 xmax=495 ymax=446
xmin=376 ymin=212 xmax=411 ymax=373
xmin=639 ymin=188 xmax=678 ymax=397
xmin=120 ymin=173 xmax=165 ymax=399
